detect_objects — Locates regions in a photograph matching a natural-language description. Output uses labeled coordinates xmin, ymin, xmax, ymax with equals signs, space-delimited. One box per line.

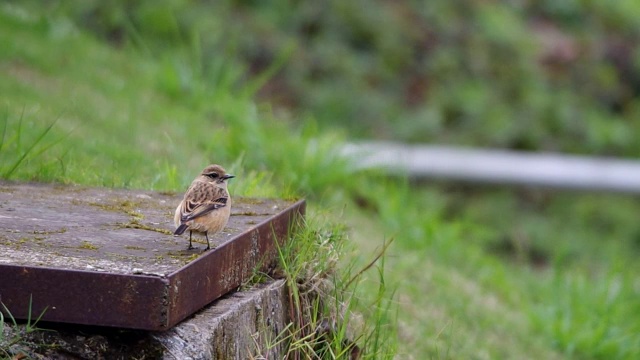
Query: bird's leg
xmin=188 ymin=230 xmax=194 ymax=250
xmin=205 ymin=232 xmax=211 ymax=250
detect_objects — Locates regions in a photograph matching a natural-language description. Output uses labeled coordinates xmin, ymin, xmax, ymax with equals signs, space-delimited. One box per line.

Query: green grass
xmin=0 ymin=296 xmax=48 ymax=359
xmin=255 ymin=217 xmax=396 ymax=359
xmin=0 ymin=3 xmax=393 ymax=358
xmin=343 ymin=180 xmax=640 ymax=359
xmin=50 ymin=0 xmax=640 ymax=156
xmin=2 ymin=2 xmax=640 ymax=359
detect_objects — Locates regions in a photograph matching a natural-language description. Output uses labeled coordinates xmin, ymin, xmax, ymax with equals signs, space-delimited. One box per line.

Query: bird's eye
xmin=206 ymin=173 xmax=219 ymax=179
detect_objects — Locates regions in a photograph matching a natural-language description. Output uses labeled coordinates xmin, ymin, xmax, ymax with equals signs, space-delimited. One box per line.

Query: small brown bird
xmin=174 ymin=164 xmax=234 ymax=250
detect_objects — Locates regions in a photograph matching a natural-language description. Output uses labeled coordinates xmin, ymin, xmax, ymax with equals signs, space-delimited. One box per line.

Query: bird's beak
xmin=222 ymin=174 xmax=235 ymax=180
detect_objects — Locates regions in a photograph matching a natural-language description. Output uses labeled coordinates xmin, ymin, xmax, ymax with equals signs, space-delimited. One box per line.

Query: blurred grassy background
xmin=2 ymin=1 xmax=640 ymax=359
xmin=56 ymin=0 xmax=640 ymax=155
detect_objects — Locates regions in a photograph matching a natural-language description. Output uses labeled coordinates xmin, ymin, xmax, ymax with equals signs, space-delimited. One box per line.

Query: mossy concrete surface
xmin=0 ymin=181 xmax=294 ymax=275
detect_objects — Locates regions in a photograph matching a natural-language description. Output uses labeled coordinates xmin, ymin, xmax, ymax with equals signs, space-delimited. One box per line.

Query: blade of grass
xmin=26 ymin=294 xmax=48 ymax=333
xmin=0 ymin=310 xmax=8 ymax=359
xmin=0 ymin=302 xmax=18 ymax=328
xmin=3 ymin=117 xmax=58 ymax=178
xmin=26 ymin=295 xmax=33 ymax=331
xmin=0 ymin=309 xmax=4 ymax=342
xmin=121 ymin=12 xmax=151 ymax=57
xmin=242 ymin=39 xmax=296 ymax=98
xmin=0 ymin=106 xmax=8 ymax=154
xmin=15 ymin=106 xmax=24 ymax=154
xmin=23 ymin=126 xmax=73 ymax=165
xmin=344 ymin=237 xmax=394 ymax=289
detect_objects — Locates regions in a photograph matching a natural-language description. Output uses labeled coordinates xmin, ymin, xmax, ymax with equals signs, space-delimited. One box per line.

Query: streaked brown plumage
xmin=174 ymin=164 xmax=234 ymax=250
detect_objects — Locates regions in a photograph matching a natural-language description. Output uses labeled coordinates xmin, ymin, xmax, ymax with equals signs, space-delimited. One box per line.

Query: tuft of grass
xmin=249 ymin=216 xmax=396 ymax=359
xmin=0 ymin=295 xmax=49 ymax=359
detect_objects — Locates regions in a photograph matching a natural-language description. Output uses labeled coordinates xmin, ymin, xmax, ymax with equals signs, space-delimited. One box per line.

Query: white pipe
xmin=341 ymin=142 xmax=640 ymax=193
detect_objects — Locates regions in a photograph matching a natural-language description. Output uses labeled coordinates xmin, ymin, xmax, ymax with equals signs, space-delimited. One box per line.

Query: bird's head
xmin=200 ymin=164 xmax=235 ymax=185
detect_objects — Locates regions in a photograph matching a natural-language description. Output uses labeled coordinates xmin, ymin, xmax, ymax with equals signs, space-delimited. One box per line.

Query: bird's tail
xmin=174 ymin=223 xmax=188 ymax=236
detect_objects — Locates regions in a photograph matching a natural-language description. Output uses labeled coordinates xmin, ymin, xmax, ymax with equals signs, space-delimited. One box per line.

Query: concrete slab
xmin=0 ymin=182 xmax=304 ymax=330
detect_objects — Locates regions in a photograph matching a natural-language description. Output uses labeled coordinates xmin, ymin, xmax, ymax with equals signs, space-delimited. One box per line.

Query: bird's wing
xmin=179 ymin=181 xmax=228 ymax=223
